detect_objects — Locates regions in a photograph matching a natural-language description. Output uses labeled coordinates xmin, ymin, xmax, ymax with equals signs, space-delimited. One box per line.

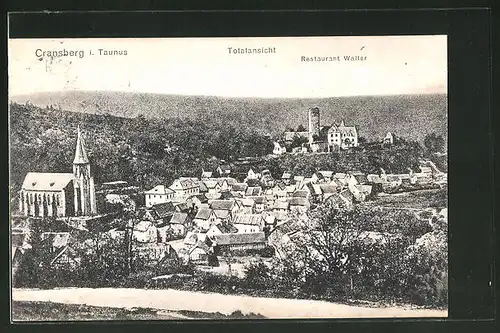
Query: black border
xmin=4 ymin=6 xmax=497 ymax=333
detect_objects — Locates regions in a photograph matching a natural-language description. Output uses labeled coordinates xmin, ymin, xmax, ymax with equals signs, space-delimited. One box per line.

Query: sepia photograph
xmin=9 ymin=35 xmax=448 ymax=321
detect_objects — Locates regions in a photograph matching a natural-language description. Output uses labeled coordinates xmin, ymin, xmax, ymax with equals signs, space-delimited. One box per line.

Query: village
xmin=11 ymin=108 xmax=448 ymax=284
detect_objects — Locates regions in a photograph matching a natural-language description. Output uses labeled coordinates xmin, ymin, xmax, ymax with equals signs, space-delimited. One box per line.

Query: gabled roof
xmin=144 ymin=185 xmax=175 ymax=195
xmin=209 ymin=200 xmax=235 ymax=211
xmin=194 ymin=208 xmax=213 ymax=220
xmin=293 ymin=176 xmax=305 ymax=182
xmin=134 ymin=221 xmax=154 ymax=232
xmin=220 ymin=191 xmax=234 ymax=200
xmin=41 ymin=232 xmax=71 ymax=248
xmin=273 ymin=201 xmax=290 ymax=210
xmin=233 ymin=214 xmax=264 ymax=226
xmin=245 ymin=186 xmax=262 ymax=196
xmin=293 ymin=190 xmax=309 ymax=198
xmin=206 ymin=180 xmax=220 ymax=189
xmin=273 ymin=182 xmax=287 ymax=191
xmin=22 ymin=172 xmax=74 ymax=191
xmin=318 ymin=171 xmax=334 ymax=178
xmin=201 ymin=171 xmax=213 ymax=178
xmin=351 ymin=173 xmax=369 ymax=184
xmin=246 ymin=195 xmax=266 ymax=204
xmin=169 ymin=212 xmax=189 ymax=225
xmin=213 ymin=232 xmax=266 ymax=246
xmin=189 ymin=241 xmax=210 ymax=255
xmin=210 ymin=223 xmax=238 ymax=234
xmin=282 ymin=172 xmax=292 ymax=179
xmin=171 ymin=178 xmax=199 ymax=190
xmin=198 ymin=181 xmax=209 ymax=192
xmin=287 ymin=197 xmax=310 ymax=206
xmin=367 ymin=174 xmax=383 ymax=183
xmin=192 ymin=193 xmax=208 ymax=203
xmin=213 ymin=209 xmax=231 ymax=220
xmin=232 ymin=183 xmax=248 ymax=192
xmin=239 ymin=198 xmax=255 ymax=207
xmin=152 ymin=202 xmax=176 ymax=219
xmin=319 ymin=184 xmax=337 ymax=194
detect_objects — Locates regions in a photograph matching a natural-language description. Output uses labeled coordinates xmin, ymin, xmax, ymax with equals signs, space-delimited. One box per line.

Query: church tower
xmin=73 ymin=126 xmax=97 ymax=216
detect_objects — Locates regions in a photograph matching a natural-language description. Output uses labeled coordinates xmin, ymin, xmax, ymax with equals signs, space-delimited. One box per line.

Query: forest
xmin=9 ymin=102 xmax=446 ymax=198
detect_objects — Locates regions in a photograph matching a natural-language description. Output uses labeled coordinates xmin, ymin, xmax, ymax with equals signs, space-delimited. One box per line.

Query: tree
xmin=424 ymin=133 xmax=445 ymax=155
xmin=290 ymin=135 xmax=308 ymax=149
xmin=296 ymin=124 xmax=307 ymax=132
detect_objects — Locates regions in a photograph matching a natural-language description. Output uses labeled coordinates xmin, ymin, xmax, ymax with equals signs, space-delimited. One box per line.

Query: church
xmin=18 ymin=127 xmax=97 ymax=218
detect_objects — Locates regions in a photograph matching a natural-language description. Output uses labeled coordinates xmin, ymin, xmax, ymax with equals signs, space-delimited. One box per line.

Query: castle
xmin=18 ymin=126 xmax=97 ymax=217
xmin=284 ymin=107 xmax=358 ymax=151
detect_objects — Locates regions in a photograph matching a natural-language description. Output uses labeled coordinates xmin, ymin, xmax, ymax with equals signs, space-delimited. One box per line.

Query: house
xmin=272 ymin=182 xmax=288 ymax=201
xmin=383 ymin=132 xmax=394 ymax=145
xmin=318 ymin=171 xmax=334 ymax=182
xmin=217 ymin=164 xmax=232 ymax=177
xmin=232 ymin=214 xmax=264 ymax=233
xmin=348 ymin=172 xmax=369 ymax=185
xmin=193 ymin=208 xmax=217 ymax=231
xmin=133 ymin=221 xmax=157 ymax=243
xmin=293 ymin=190 xmax=310 ymax=199
xmin=281 ymin=172 xmax=292 ymax=185
xmin=183 ymin=231 xmax=207 ymax=247
xmin=191 ymin=194 xmax=208 ymax=210
xmin=260 ymin=169 xmax=275 ymax=188
xmin=287 ymin=197 xmax=310 ymax=213
xmin=333 ymin=173 xmax=349 ymax=185
xmin=326 ymin=189 xmax=354 ymax=209
xmin=202 ymin=180 xmax=222 ymax=194
xmin=273 ymin=142 xmax=287 ymax=155
xmin=150 ymin=202 xmax=176 ymax=222
xmin=187 ymin=241 xmax=211 ymax=263
xmin=246 ymin=168 xmax=259 ymax=180
xmin=293 ymin=176 xmax=305 ymax=187
xmin=213 ymin=209 xmax=232 ymax=224
xmin=201 ymin=171 xmax=213 ymax=179
xmin=232 ymin=183 xmax=248 ymax=195
xmin=168 ymin=212 xmax=191 ymax=236
xmin=273 ymin=200 xmax=290 ymax=213
xmin=144 ymin=185 xmax=175 ymax=208
xmin=319 ymin=184 xmax=337 ymax=201
xmin=245 ymin=186 xmax=262 ymax=197
xmin=285 ymin=185 xmax=297 ymax=197
xmin=263 ymin=189 xmax=276 ymax=208
xmin=211 ymin=232 xmax=266 ymax=253
xmin=237 ymin=198 xmax=256 ymax=214
xmin=383 ymin=175 xmax=403 ymax=189
xmin=40 ymin=232 xmax=80 ymax=268
xmin=327 ymin=120 xmax=358 ymax=150
xmin=399 ymin=173 xmax=412 ymax=185
xmin=246 ymin=196 xmax=266 ymax=213
xmin=311 ymin=172 xmax=324 ymax=184
xmin=209 ymin=199 xmax=240 ymax=216
xmin=206 ymin=222 xmax=238 ymax=238
xmin=169 ymin=178 xmax=199 ymax=201
xmin=174 ymin=202 xmax=191 ymax=213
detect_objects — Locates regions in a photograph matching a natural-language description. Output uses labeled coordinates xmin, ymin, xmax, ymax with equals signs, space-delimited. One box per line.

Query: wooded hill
xmin=11 ymin=91 xmax=447 ymax=143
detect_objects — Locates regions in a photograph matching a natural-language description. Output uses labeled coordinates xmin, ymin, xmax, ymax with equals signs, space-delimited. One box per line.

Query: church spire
xmin=73 ymin=125 xmax=89 ymax=164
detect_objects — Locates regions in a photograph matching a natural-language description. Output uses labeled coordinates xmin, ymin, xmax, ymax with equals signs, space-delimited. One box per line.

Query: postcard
xmin=9 ymin=35 xmax=448 ymax=321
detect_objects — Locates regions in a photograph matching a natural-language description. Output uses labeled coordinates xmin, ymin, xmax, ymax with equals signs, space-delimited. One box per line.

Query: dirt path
xmin=12 ymin=288 xmax=447 ymax=319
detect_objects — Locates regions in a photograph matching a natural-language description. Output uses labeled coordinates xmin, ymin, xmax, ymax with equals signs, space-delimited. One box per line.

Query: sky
xmin=8 ymin=35 xmax=447 ymax=98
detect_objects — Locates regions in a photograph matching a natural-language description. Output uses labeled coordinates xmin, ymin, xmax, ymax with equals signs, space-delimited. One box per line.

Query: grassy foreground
xmin=11 ymin=301 xmax=266 ymax=321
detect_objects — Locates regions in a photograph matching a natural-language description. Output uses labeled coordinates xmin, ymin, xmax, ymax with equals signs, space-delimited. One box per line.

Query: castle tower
xmin=308 ymin=107 xmax=320 ymax=143
xmin=73 ymin=126 xmax=97 ymax=216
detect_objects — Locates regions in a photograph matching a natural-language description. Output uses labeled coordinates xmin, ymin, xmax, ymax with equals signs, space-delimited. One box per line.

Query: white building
xmin=144 ymin=185 xmax=175 ymax=208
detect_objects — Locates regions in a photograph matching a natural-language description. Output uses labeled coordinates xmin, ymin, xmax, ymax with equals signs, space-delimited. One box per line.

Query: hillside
xmin=10 ymin=91 xmax=447 ymax=143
